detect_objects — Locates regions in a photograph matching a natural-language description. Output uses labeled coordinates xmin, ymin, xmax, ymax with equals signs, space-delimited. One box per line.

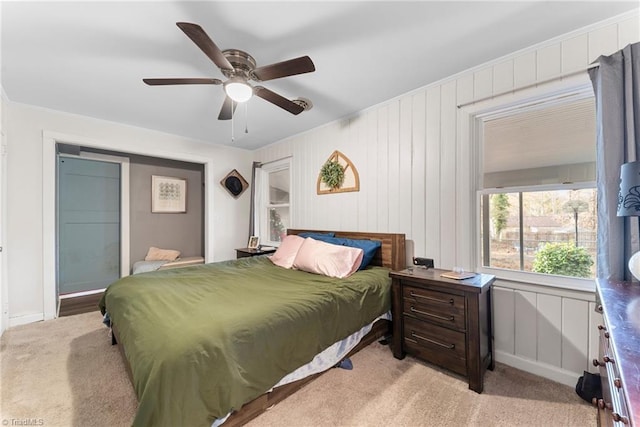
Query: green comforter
xmin=99 ymin=256 xmax=391 ymax=427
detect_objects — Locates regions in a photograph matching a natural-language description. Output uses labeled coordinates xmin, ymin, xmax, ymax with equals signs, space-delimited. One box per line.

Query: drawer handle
xmin=614 ymin=378 xmax=622 ymax=389
xmin=603 ymin=356 xmax=615 ymax=364
xmin=409 ymin=306 xmax=455 ymax=322
xmin=409 ymin=291 xmax=454 ymax=305
xmin=410 ymin=331 xmax=455 ymax=349
xmin=597 ymin=324 xmax=607 ymax=331
xmin=592 ymin=358 xmax=605 ymax=367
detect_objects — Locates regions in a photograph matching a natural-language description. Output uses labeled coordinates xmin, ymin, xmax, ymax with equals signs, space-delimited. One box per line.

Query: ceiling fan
xmin=143 ymin=22 xmax=316 ymax=120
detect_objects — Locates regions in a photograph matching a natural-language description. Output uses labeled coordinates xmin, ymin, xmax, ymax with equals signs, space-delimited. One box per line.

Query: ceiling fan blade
xmin=218 ymin=96 xmax=238 ymax=120
xmin=251 ymin=56 xmax=315 ymax=82
xmin=254 ymin=86 xmax=304 ymax=115
xmin=176 ymin=22 xmax=234 ymax=72
xmin=143 ymin=78 xmax=222 ymax=86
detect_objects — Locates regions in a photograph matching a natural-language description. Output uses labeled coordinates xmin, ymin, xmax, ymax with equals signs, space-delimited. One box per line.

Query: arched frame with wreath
xmin=317 ymin=150 xmax=360 ymax=194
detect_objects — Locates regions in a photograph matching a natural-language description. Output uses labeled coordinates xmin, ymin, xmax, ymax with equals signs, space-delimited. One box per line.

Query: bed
xmin=99 ymin=229 xmax=405 ymax=427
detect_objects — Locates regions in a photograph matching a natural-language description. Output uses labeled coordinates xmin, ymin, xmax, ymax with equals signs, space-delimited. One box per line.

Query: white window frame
xmin=472 ymin=85 xmax=597 ymax=292
xmin=259 ymin=157 xmax=292 ymax=247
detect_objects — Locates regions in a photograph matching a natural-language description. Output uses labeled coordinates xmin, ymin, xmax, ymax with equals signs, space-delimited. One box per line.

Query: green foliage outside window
xmin=491 ymin=193 xmax=510 ymax=239
xmin=270 ymin=209 xmax=285 ymax=242
xmin=532 ymin=242 xmax=594 ymax=278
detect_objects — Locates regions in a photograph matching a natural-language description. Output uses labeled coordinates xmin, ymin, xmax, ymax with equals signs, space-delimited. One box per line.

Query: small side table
xmin=236 ymin=247 xmax=277 ymax=259
xmin=390 ymin=267 xmax=495 ymax=393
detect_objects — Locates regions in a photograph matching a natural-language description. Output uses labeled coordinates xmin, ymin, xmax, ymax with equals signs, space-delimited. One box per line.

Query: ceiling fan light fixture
xmin=224 ymin=79 xmax=253 ymax=103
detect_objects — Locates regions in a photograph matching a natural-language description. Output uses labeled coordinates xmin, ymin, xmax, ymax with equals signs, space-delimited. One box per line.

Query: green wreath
xmin=320 ymin=160 xmax=345 ymax=189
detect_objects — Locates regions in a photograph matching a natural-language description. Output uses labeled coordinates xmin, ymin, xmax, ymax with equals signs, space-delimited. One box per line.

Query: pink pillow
xmin=292 ymin=238 xmax=364 ymax=279
xmin=269 ymin=235 xmax=305 ymax=269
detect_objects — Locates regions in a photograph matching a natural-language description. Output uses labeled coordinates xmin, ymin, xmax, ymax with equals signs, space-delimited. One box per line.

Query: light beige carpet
xmin=1 ymin=311 xmax=595 ymax=426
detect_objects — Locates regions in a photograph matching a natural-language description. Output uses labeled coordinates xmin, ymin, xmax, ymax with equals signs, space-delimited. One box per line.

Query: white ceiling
xmin=2 ymin=1 xmax=637 ymax=150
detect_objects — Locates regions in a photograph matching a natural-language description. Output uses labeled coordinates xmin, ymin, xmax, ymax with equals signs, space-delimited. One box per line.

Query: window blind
xmin=483 ymin=97 xmax=596 ymax=188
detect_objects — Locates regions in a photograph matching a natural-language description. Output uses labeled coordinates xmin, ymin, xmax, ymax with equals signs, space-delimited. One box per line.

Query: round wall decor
xmin=220 ymin=169 xmax=249 ymax=198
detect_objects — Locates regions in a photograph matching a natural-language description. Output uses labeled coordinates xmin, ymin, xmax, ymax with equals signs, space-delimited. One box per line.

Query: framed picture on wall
xmin=152 ymin=175 xmax=187 ymax=213
xmin=248 ymin=236 xmax=260 ymax=249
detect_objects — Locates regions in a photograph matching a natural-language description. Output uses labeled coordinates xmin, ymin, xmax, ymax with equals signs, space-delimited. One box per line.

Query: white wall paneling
xmin=619 ymin=16 xmax=640 ymax=48
xmin=456 ymin=74 xmax=474 ymax=111
xmin=455 ymin=80 xmax=475 ymax=271
xmin=424 ymin=87 xmax=441 ymax=265
xmin=514 ymin=290 xmax=537 ymax=360
xmin=493 ymin=281 xmax=599 ymax=387
xmin=492 ymin=60 xmax=514 ymax=95
xmin=513 ymin=52 xmax=537 ymax=88
xmin=254 ymin=10 xmax=639 ymax=385
xmin=561 ymin=298 xmax=590 ymax=375
xmin=536 ymin=43 xmax=562 ymax=81
xmin=365 ymin=110 xmax=378 ymax=232
xmin=473 ymin=68 xmax=493 ymax=101
xmin=439 ymin=80 xmax=458 ymax=269
xmin=493 ymin=287 xmax=515 ymax=354
xmin=387 ymin=100 xmax=400 ymax=233
xmin=379 ymin=106 xmax=391 ymax=231
xmin=561 ymin=34 xmax=589 ymax=73
xmin=536 ymin=293 xmax=562 ymax=367
xmin=399 ymin=96 xmax=413 ymax=238
xmin=355 ymin=117 xmax=368 ymax=231
xmin=410 ymin=92 xmax=426 ymax=260
xmin=588 ymin=23 xmax=619 ymax=62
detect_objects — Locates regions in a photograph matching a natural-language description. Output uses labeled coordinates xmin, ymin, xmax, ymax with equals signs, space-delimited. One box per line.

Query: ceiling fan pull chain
xmin=245 ymin=103 xmax=249 ymax=134
xmin=231 ymin=100 xmax=235 ymax=142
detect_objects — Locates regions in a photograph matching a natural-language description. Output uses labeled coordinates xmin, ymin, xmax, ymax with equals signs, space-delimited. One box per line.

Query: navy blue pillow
xmin=297 ymin=232 xmax=336 ymax=239
xmin=302 ymin=235 xmax=381 ymax=270
xmin=339 ymin=238 xmax=381 ymax=270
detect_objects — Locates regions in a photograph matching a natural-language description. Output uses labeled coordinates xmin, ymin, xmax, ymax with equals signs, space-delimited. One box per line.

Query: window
xmin=479 ymin=95 xmax=597 ymax=281
xmin=481 ymin=187 xmax=597 ymax=278
xmin=258 ymin=158 xmax=291 ymax=246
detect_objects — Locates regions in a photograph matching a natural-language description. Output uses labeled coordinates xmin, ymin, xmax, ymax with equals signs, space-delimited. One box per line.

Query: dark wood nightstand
xmin=235 ymin=247 xmax=277 ymax=259
xmin=390 ymin=267 xmax=495 ymax=393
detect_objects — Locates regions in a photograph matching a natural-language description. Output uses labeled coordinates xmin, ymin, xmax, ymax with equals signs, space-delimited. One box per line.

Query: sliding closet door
xmin=57 ymin=156 xmax=120 ymax=295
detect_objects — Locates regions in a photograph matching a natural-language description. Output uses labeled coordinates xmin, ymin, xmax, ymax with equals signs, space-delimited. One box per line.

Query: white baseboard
xmin=8 ymin=312 xmax=44 ymax=328
xmin=495 ymin=350 xmax=580 ymax=388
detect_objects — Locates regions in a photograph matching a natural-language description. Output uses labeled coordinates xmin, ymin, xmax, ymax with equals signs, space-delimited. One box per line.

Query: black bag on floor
xmin=575 ymin=371 xmax=602 ymax=403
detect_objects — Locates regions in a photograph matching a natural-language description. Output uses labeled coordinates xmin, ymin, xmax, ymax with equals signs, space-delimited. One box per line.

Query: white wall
xmin=0 ymin=91 xmax=6 ymax=336
xmin=5 ymin=102 xmax=253 ymax=326
xmin=255 ymin=12 xmax=639 ymax=386
xmin=0 ymin=1 xmax=7 ymax=336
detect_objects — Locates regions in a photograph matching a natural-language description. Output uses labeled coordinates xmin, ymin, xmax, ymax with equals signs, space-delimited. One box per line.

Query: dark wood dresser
xmin=595 ymin=278 xmax=640 ymax=426
xmin=390 ymin=268 xmax=495 ymax=392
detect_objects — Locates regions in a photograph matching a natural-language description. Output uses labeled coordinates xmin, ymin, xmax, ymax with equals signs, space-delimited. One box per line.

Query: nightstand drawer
xmin=403 ymin=286 xmax=465 ymax=320
xmin=403 ymin=298 xmax=465 ymax=330
xmin=403 ymin=316 xmax=466 ymax=376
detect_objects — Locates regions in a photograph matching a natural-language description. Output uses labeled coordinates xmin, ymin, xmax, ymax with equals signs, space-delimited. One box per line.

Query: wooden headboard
xmin=287 ymin=229 xmax=406 ymax=271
